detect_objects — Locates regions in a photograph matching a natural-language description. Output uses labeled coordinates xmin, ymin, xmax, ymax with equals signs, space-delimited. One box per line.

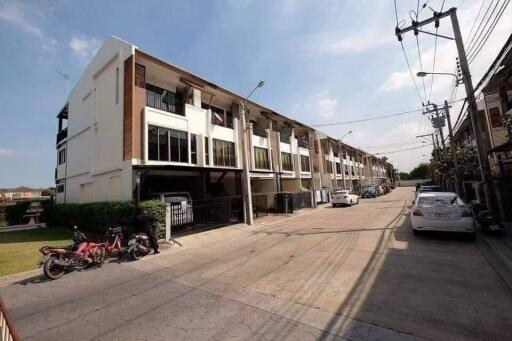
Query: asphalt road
xmin=1 ymin=187 xmax=511 ymax=340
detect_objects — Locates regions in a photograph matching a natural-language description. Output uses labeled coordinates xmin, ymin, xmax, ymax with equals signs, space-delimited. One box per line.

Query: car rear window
xmin=417 ymin=196 xmax=463 ymax=206
xmin=163 ymin=195 xmax=190 ymax=203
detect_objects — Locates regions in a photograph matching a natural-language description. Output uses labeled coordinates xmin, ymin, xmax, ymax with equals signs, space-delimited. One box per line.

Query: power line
xmin=465 ymin=0 xmax=498 ymax=53
xmin=310 ymin=98 xmax=465 ymax=127
xmin=467 ymin=0 xmax=500 ymax=55
xmin=376 ymin=143 xmax=433 ymax=155
xmin=468 ymin=0 xmax=510 ymax=64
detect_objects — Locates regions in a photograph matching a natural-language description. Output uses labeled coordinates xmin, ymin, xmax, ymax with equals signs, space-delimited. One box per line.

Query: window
xmin=146 ymin=83 xmax=184 ymax=115
xmin=301 ymin=155 xmax=311 ymax=172
xmin=58 ymin=148 xmax=66 ymax=165
xmin=336 ymin=162 xmax=342 ymax=174
xmin=213 ymin=139 xmax=236 ymax=167
xmin=202 ymin=103 xmax=234 ymax=129
xmin=205 ymin=137 xmax=210 ymax=165
xmin=148 ymin=125 xmax=188 ymax=162
xmin=325 ymin=160 xmax=333 ymax=173
xmin=254 ymin=147 xmax=270 ymax=169
xmin=56 ymin=182 xmax=65 ymax=193
xmin=115 ymin=67 xmax=119 ymax=105
xmin=281 ymin=152 xmax=293 ymax=171
xmin=489 ymin=107 xmax=502 ymax=128
xmin=191 ymin=134 xmax=197 ymax=164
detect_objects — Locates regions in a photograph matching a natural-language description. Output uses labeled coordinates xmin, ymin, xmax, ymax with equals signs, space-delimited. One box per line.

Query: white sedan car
xmin=411 ymin=192 xmax=475 ymax=236
xmin=332 ymin=189 xmax=359 ymax=207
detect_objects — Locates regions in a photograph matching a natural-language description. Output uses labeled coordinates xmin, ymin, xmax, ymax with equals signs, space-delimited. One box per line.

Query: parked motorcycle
xmin=127 ymin=232 xmax=152 ymax=260
xmin=39 ymin=226 xmax=106 ymax=280
xmin=471 ymin=201 xmax=502 ymax=232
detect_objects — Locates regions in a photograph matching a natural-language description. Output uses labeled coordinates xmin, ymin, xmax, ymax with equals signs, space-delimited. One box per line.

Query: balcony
xmin=56 ymin=127 xmax=68 ymax=144
xmin=146 ymin=84 xmax=184 ymax=116
xmin=297 ymin=136 xmax=309 ymax=149
xmin=279 ymin=131 xmax=291 ymax=143
xmin=253 ymin=127 xmax=267 ymax=138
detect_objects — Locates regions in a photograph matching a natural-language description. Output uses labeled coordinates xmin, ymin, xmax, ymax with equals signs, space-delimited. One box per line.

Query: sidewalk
xmin=475 ymin=222 xmax=512 ymax=289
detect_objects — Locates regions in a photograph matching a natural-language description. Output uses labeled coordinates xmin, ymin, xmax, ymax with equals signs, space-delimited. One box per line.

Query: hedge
xmin=6 ymin=200 xmax=167 ymax=237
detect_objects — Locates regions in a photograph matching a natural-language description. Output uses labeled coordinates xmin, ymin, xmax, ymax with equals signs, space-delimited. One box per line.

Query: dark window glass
xmin=336 ymin=162 xmax=342 ymax=174
xmin=170 ymin=129 xmax=179 ymax=162
xmin=58 ymin=149 xmax=66 ymax=165
xmin=191 ymin=134 xmax=197 ymax=164
xmin=489 ymin=107 xmax=502 ymax=128
xmin=281 ymin=152 xmax=293 ymax=171
xmin=148 ymin=125 xmax=159 ymax=161
xmin=205 ymin=137 xmax=210 ymax=165
xmin=254 ymin=147 xmax=270 ymax=169
xmin=146 ymin=83 xmax=183 ymax=115
xmin=301 ymin=155 xmax=311 ymax=172
xmin=179 ymin=131 xmax=188 ymax=163
xmin=213 ymin=139 xmax=236 ymax=167
xmin=158 ymin=128 xmax=169 ymax=161
xmin=226 ymin=111 xmax=233 ymax=128
xmin=208 ymin=105 xmax=234 ymax=129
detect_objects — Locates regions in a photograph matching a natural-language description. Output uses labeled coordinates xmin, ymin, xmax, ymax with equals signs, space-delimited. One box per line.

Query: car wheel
xmin=332 ymin=204 xmax=337 ymax=208
xmin=413 ymin=229 xmax=421 ymax=236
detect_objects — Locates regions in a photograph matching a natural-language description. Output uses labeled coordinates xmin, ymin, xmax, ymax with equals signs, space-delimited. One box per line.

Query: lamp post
xmin=416 ymin=72 xmax=462 ymax=196
xmin=340 ymin=130 xmax=352 ymax=142
xmin=240 ymin=81 xmax=265 ymax=226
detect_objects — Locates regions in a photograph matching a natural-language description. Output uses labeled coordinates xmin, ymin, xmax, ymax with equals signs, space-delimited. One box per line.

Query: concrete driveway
xmin=1 ymin=187 xmax=511 ymax=340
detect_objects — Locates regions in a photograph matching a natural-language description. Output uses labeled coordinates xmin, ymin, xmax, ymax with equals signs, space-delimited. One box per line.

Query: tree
xmin=408 ymin=163 xmax=431 ymax=179
xmin=398 ymin=172 xmax=410 ymax=180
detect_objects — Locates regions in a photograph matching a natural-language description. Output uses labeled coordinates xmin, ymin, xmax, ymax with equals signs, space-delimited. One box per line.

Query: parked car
xmin=411 ymin=192 xmax=475 ymax=237
xmin=419 ymin=185 xmax=442 ymax=193
xmin=148 ymin=192 xmax=193 ymax=226
xmin=361 ymin=185 xmax=378 ymax=198
xmin=332 ymin=189 xmax=359 ymax=207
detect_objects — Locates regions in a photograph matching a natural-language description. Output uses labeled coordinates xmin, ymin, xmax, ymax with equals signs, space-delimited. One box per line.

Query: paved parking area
xmin=1 ymin=187 xmax=511 ymax=340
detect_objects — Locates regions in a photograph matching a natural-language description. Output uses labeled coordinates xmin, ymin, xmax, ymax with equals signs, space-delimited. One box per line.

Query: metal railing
xmin=292 ymin=191 xmax=313 ymax=210
xmin=279 ymin=132 xmax=291 ymax=143
xmin=0 ymin=295 xmax=20 ymax=341
xmin=56 ymin=127 xmax=68 ymax=144
xmin=252 ymin=127 xmax=267 ymax=138
xmin=170 ymin=196 xmax=243 ymax=235
xmin=146 ymin=90 xmax=184 ymax=116
xmin=252 ymin=193 xmax=273 ymax=218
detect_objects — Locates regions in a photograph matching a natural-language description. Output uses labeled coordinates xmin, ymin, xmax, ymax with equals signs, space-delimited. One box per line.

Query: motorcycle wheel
xmin=130 ymin=245 xmax=144 ymax=260
xmin=43 ymin=256 xmax=66 ymax=280
xmin=95 ymin=245 xmax=106 ymax=267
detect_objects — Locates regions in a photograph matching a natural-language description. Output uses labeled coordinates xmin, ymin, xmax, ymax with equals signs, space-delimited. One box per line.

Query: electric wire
xmin=466 ymin=0 xmax=499 ymax=54
xmin=468 ymin=0 xmax=510 ymax=64
xmin=375 ymin=143 xmax=434 ymax=155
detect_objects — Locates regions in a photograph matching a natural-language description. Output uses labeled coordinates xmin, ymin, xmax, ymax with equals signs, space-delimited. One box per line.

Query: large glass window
xmin=325 ymin=159 xmax=333 ymax=173
xmin=213 ymin=139 xmax=236 ymax=167
xmin=58 ymin=148 xmax=66 ymax=165
xmin=281 ymin=152 xmax=293 ymax=171
xmin=191 ymin=134 xmax=197 ymax=164
xmin=336 ymin=162 xmax=342 ymax=174
xmin=254 ymin=147 xmax=270 ymax=169
xmin=148 ymin=125 xmax=188 ymax=162
xmin=301 ymin=155 xmax=311 ymax=172
xmin=205 ymin=137 xmax=210 ymax=165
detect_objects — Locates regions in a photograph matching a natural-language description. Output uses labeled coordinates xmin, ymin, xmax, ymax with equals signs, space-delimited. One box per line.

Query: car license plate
xmin=434 ymin=213 xmax=448 ymax=218
xmin=489 ymin=224 xmax=500 ymax=231
xmin=128 ymin=239 xmax=136 ymax=246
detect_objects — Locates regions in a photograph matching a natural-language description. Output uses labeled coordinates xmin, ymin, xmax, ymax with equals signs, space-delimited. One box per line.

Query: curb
xmin=474 ymin=233 xmax=512 ymax=290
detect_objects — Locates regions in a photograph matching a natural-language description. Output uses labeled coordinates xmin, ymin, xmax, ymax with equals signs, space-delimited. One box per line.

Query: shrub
xmin=139 ymin=200 xmax=167 ymax=238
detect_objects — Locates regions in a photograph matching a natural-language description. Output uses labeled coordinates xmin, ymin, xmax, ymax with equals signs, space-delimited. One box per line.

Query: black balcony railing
xmin=252 ymin=127 xmax=267 ymax=138
xmin=279 ymin=132 xmax=291 ymax=143
xmin=56 ymin=127 xmax=68 ymax=144
xmin=146 ymin=86 xmax=184 ymax=116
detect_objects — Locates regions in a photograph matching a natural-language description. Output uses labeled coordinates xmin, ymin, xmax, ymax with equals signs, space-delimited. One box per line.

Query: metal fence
xmin=0 ymin=295 xmax=20 ymax=341
xmin=292 ymin=191 xmax=313 ymax=210
xmin=252 ymin=193 xmax=271 ymax=218
xmin=170 ymin=196 xmax=243 ymax=236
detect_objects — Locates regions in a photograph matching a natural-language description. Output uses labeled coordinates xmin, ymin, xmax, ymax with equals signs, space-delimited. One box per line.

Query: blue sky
xmin=0 ymin=0 xmax=511 ymax=187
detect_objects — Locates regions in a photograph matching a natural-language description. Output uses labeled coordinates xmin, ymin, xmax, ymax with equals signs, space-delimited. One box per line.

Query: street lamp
xmin=241 ymin=81 xmax=265 ymax=226
xmin=416 ymin=71 xmax=462 ymax=84
xmin=340 ymin=130 xmax=352 ymax=141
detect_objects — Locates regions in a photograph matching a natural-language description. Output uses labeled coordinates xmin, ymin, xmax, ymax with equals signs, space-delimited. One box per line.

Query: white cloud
xmin=292 ymin=90 xmax=339 ymax=120
xmin=0 ymin=1 xmax=56 ymax=49
xmin=311 ymin=29 xmax=395 ymax=55
xmin=69 ymin=35 xmax=101 ymax=60
xmin=0 ymin=148 xmax=16 ymax=156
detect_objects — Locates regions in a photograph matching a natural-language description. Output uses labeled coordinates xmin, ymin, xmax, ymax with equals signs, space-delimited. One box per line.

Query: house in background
xmin=54 ymin=36 xmax=393 ymax=229
xmin=0 ymin=187 xmax=43 ymax=201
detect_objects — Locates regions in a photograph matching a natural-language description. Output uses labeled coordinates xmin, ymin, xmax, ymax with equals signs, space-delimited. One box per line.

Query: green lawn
xmin=0 ymin=227 xmax=102 ymax=277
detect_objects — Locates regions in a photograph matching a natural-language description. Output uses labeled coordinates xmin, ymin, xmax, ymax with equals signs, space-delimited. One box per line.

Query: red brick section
xmin=123 ymin=54 xmax=146 ymax=161
xmin=123 ymin=55 xmax=134 ymax=160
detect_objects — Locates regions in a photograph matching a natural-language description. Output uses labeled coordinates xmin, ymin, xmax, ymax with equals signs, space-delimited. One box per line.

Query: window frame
xmin=148 ymin=125 xmax=188 ymax=163
xmin=300 ymin=155 xmax=311 ymax=172
xmin=58 ymin=148 xmax=66 ymax=165
xmin=254 ymin=147 xmax=270 ymax=170
xmin=281 ymin=152 xmax=293 ymax=172
xmin=213 ymin=139 xmax=236 ymax=167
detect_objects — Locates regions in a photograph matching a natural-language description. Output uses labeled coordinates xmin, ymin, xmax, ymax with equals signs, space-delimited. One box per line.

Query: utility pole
xmin=417 ymin=133 xmax=436 ymax=182
xmin=444 ymin=100 xmax=461 ymax=196
xmin=397 ymin=7 xmax=497 ymax=217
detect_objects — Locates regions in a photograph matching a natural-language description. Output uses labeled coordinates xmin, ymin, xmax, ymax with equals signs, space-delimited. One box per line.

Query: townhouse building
xmin=55 ymin=36 xmax=392 ymax=229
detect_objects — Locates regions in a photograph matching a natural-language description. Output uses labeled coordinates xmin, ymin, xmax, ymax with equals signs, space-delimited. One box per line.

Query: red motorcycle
xmin=39 ymin=226 xmax=105 ymax=280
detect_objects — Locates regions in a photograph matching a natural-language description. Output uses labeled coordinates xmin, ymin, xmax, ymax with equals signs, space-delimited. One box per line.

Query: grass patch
xmin=0 ymin=227 xmax=102 ymax=277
